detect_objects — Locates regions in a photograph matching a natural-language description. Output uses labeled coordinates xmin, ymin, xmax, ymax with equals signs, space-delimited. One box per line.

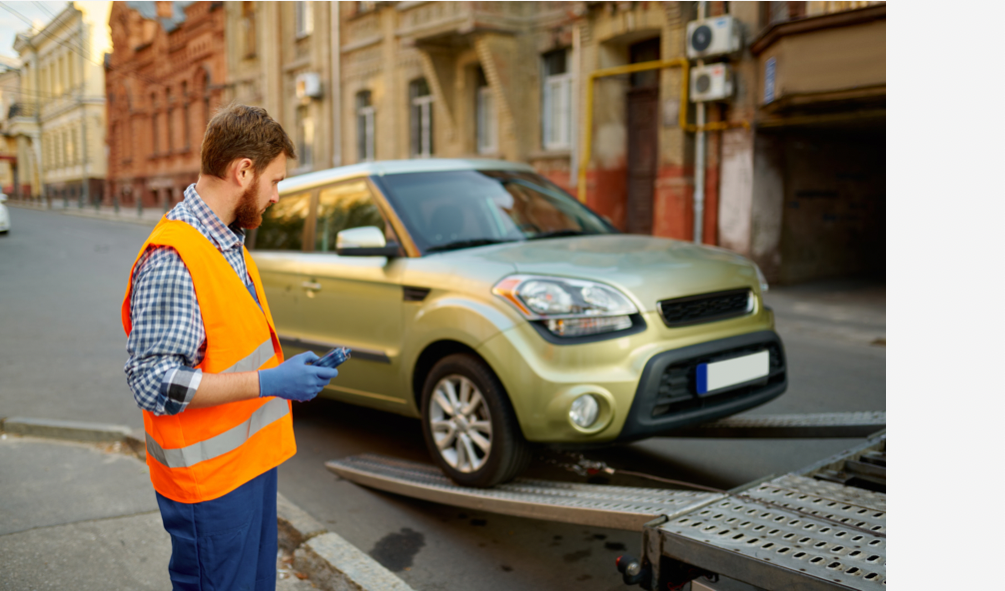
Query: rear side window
xmin=314 ymin=179 xmax=393 ymax=252
xmin=252 ymin=191 xmax=311 ymax=251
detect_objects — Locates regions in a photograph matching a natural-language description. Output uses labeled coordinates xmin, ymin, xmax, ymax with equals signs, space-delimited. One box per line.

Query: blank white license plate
xmin=697 ymin=350 xmax=770 ymax=395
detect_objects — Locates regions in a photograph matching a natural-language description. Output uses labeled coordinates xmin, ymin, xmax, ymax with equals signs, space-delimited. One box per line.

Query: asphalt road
xmin=0 ymin=207 xmax=885 ymax=591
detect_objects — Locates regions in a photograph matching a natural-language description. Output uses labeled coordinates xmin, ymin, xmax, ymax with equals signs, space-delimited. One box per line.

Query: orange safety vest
xmin=122 ymin=218 xmax=296 ymax=504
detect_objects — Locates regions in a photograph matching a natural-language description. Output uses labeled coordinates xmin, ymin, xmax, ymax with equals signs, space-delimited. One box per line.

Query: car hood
xmin=447 ymin=235 xmax=760 ymax=312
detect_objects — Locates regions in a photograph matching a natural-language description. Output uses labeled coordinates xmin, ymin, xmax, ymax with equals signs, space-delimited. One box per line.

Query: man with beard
xmin=122 ymin=104 xmax=339 ymax=590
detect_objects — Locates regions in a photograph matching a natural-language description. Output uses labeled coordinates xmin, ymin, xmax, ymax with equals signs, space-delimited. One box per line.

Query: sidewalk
xmin=0 ymin=425 xmax=413 ymax=591
xmin=0 ymin=434 xmax=316 ymax=591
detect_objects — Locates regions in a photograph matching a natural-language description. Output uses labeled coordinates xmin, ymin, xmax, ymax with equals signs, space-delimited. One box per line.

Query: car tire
xmin=420 ymin=353 xmax=532 ymax=488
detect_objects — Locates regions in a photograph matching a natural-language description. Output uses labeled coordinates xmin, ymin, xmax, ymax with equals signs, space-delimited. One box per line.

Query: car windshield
xmin=375 ymin=170 xmax=617 ymax=253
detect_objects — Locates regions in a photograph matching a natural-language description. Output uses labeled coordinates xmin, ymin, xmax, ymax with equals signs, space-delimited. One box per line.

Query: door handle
xmin=301 ymin=281 xmax=322 ymax=292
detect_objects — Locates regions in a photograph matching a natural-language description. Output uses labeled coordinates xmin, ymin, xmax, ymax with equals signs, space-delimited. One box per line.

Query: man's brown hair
xmin=200 ymin=104 xmax=296 ymax=178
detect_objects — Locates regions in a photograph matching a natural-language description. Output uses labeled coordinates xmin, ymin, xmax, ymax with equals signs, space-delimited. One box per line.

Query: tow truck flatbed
xmin=326 ymin=412 xmax=885 ymax=590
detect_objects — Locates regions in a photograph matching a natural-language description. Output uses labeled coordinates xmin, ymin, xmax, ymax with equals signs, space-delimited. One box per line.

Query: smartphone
xmin=309 ymin=346 xmax=351 ymax=369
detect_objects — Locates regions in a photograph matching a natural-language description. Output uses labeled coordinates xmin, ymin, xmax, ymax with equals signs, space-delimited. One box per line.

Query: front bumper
xmin=616 ymin=330 xmax=787 ymax=442
xmin=475 ymin=307 xmax=783 ymax=444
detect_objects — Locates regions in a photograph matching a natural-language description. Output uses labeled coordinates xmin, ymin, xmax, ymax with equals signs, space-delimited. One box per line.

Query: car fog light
xmin=569 ymin=395 xmax=599 ymax=428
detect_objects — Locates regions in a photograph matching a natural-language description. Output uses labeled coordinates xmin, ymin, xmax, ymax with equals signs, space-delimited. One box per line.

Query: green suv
xmin=250 ymin=159 xmax=786 ymax=487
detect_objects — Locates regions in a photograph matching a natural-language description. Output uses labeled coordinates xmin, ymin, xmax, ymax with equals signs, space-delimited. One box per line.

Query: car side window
xmin=315 ymin=180 xmax=394 ymax=252
xmin=252 ymin=191 xmax=311 ymax=251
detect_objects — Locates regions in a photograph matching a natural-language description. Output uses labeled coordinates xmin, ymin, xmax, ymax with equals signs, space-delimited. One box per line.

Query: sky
xmin=0 ymin=1 xmax=70 ymax=59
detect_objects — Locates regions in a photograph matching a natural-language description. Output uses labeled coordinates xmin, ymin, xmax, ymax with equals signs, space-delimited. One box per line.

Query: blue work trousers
xmin=156 ymin=468 xmax=278 ymax=591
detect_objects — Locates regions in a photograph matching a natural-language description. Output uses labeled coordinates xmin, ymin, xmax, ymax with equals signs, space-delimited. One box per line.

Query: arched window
xmin=202 ymin=69 xmax=212 ymax=126
xmin=150 ymin=92 xmax=159 ymax=157
xmin=409 ymin=78 xmax=433 ymax=158
xmin=165 ymin=87 xmax=173 ymax=154
xmin=181 ymin=82 xmax=190 ymax=150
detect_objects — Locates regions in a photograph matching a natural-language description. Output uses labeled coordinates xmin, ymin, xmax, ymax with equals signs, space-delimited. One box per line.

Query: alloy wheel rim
xmin=429 ymin=374 xmax=493 ymax=473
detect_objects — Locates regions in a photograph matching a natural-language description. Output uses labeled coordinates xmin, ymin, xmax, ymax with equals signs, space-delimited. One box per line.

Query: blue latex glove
xmin=259 ymin=351 xmax=339 ymax=402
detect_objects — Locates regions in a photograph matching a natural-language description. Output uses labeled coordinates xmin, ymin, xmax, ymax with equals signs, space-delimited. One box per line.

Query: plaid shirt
xmin=125 ymin=184 xmax=259 ymax=416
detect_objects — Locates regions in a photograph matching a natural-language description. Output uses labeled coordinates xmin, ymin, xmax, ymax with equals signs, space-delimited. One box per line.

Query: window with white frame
xmin=541 ymin=48 xmax=572 ymax=151
xmin=409 ymin=78 xmax=433 ymax=158
xmin=295 ymin=1 xmax=313 ymax=38
xmin=356 ymin=90 xmax=375 ymax=162
xmin=475 ymin=67 xmax=497 ymax=155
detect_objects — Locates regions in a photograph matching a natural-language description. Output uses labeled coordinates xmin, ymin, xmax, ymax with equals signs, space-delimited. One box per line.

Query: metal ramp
xmin=326 ymin=453 xmax=724 ymax=531
xmin=327 ymin=415 xmax=885 ymax=590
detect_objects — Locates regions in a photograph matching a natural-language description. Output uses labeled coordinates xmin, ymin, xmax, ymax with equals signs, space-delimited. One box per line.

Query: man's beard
xmin=234 ymin=178 xmax=264 ymax=229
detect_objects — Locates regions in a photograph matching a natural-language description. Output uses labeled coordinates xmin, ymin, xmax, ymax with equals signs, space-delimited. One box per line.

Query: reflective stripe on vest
xmin=145 ymin=396 xmax=289 ymax=469
xmin=221 ymin=337 xmax=275 ymax=374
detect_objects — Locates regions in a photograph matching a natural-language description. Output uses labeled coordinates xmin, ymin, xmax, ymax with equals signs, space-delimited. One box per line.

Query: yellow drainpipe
xmin=577 ymin=58 xmax=750 ymax=203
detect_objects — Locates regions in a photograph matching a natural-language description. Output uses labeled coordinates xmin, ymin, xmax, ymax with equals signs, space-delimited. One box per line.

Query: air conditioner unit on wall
xmin=690 ymin=63 xmax=734 ymax=102
xmin=296 ymin=73 xmax=322 ymax=99
xmin=686 ymin=15 xmax=742 ymax=59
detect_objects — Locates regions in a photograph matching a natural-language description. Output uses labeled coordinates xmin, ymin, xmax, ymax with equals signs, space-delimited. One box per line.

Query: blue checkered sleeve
xmin=124 ymin=245 xmax=205 ymax=416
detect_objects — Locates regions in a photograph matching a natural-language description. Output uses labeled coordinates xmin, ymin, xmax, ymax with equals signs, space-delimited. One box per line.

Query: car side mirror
xmin=336 ymin=226 xmax=401 ymax=257
xmin=0 ymin=194 xmax=7 ymax=203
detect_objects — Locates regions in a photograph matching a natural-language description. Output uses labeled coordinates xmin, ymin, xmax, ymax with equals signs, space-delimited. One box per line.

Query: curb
xmin=295 ymin=532 xmax=416 ymax=591
xmin=4 ymin=200 xmax=48 ymax=210
xmin=277 ymin=493 xmax=328 ymax=553
xmin=1 ymin=417 xmax=133 ymax=443
xmin=1 ymin=417 xmax=414 ymax=591
xmin=6 ymin=200 xmax=161 ymax=226
xmin=59 ymin=207 xmax=160 ymax=226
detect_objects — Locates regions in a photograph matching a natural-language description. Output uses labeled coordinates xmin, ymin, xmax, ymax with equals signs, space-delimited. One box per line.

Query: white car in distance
xmin=0 ymin=193 xmax=10 ymax=234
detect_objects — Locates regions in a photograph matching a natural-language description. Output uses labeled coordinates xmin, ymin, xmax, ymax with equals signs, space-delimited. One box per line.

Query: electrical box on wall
xmin=690 ymin=63 xmax=734 ymax=102
xmin=295 ymin=73 xmax=322 ymax=99
xmin=686 ymin=15 xmax=742 ymax=59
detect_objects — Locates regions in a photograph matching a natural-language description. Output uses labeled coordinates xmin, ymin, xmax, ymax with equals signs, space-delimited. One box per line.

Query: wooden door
xmin=626 ymin=87 xmax=658 ymax=235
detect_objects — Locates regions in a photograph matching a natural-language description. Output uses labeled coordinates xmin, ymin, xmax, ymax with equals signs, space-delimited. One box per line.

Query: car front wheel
xmin=420 ymin=353 xmax=531 ymax=488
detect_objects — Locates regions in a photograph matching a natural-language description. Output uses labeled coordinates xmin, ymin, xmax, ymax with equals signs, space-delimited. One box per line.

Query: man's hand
xmin=258 ymin=351 xmax=339 ymax=402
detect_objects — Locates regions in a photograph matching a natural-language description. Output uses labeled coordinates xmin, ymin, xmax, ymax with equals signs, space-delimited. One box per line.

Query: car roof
xmin=279 ymin=158 xmax=536 ymax=195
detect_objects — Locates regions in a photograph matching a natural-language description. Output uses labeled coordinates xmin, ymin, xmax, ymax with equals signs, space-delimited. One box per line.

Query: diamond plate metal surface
xmin=326 ymin=454 xmax=724 ymax=531
xmin=659 ymin=474 xmax=886 ymax=590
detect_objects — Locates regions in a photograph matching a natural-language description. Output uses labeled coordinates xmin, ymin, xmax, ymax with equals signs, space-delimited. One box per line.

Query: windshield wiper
xmin=425 ymin=238 xmax=518 ymax=253
xmin=528 ymin=229 xmax=592 ymax=240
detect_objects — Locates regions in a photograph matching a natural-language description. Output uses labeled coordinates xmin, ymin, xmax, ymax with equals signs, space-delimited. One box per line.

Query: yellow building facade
xmin=11 ymin=2 xmax=110 ymax=204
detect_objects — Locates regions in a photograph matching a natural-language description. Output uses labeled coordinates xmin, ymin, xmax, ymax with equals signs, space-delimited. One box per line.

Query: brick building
xmin=105 ymin=1 xmax=227 ymax=210
xmin=227 ymin=1 xmax=884 ymax=284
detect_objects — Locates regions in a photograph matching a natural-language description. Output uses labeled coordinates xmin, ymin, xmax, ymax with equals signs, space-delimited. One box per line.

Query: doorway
xmin=626 ymin=37 xmax=660 ymax=235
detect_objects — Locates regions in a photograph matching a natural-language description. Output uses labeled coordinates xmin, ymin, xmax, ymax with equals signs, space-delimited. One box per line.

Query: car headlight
xmin=753 ymin=264 xmax=769 ymax=293
xmin=492 ymin=275 xmax=638 ymax=337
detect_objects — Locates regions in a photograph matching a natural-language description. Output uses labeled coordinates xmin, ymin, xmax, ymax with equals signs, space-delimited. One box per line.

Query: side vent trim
xmin=403 ymin=286 xmax=431 ymax=302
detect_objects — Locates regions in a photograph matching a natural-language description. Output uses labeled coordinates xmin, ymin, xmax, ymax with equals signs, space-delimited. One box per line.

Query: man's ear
xmin=233 ymin=158 xmax=255 ymax=188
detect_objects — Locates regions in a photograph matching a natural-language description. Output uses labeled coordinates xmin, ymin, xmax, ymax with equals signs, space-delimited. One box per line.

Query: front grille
xmin=651 ymin=342 xmax=785 ymax=418
xmin=657 ymin=288 xmax=752 ymax=327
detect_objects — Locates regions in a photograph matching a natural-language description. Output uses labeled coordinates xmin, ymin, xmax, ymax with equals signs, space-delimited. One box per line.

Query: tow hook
xmin=616 ymin=554 xmax=652 ymax=587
